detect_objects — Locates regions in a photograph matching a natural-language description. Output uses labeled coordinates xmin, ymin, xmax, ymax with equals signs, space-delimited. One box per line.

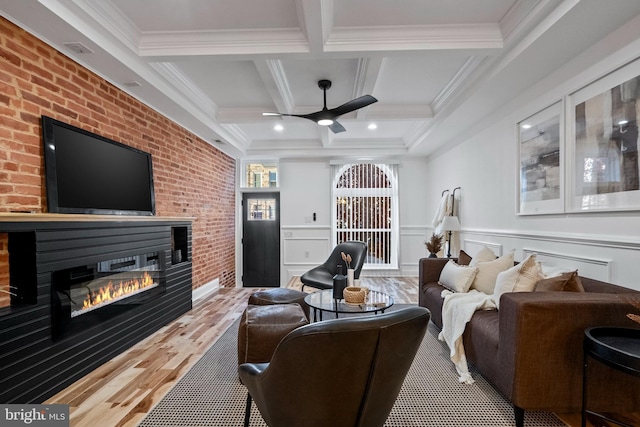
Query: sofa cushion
xmin=470 ymin=252 xmax=515 ymax=294
xmin=535 ymin=270 xmax=585 ymax=292
xmin=492 ymin=254 xmax=543 ymax=308
xmin=438 ymin=260 xmax=478 ymax=293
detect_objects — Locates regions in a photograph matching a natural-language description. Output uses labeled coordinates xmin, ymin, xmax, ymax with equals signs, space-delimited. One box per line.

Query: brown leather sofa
xmin=418 ymin=257 xmax=640 ymax=427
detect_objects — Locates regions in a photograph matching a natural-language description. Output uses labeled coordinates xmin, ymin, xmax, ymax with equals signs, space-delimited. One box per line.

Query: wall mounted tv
xmin=42 ymin=116 xmax=156 ymax=216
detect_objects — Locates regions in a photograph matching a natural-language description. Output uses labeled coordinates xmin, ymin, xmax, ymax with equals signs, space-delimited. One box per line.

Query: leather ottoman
xmin=237 ymin=303 xmax=309 ymax=365
xmin=248 ymin=288 xmax=310 ymax=320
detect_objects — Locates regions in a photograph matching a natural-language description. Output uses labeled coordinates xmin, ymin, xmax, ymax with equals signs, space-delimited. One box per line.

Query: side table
xmin=582 ymin=327 xmax=640 ymax=427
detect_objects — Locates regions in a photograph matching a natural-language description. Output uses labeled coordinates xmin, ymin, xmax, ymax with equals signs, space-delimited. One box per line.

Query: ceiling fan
xmin=263 ymin=79 xmax=377 ymax=133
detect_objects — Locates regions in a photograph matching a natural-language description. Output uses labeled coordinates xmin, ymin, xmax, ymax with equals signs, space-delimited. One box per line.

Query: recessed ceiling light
xmin=521 ymin=124 xmax=531 ymax=129
xmin=274 ymin=124 xmax=284 ymax=131
xmin=368 ymin=123 xmax=378 ymax=130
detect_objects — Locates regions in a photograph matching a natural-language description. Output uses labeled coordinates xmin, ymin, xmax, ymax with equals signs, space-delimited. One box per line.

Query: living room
xmin=1 ymin=1 xmax=640 ymax=426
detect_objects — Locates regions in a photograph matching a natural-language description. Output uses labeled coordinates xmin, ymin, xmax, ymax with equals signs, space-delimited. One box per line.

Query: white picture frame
xmin=517 ymin=101 xmax=564 ymax=215
xmin=566 ymin=57 xmax=640 ymax=212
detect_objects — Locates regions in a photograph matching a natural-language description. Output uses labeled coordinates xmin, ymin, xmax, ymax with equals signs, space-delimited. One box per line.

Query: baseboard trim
xmin=192 ymin=278 xmax=220 ymax=303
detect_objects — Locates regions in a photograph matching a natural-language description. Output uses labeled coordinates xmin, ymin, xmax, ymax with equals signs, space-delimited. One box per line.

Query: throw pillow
xmin=469 ymin=246 xmax=497 ymax=266
xmin=438 ymin=260 xmax=479 ymax=293
xmin=457 ymin=250 xmax=473 ymax=266
xmin=470 ymin=252 xmax=515 ymax=294
xmin=535 ymin=270 xmax=585 ymax=292
xmin=492 ymin=254 xmax=544 ymax=308
xmin=540 ymin=264 xmax=575 ymax=278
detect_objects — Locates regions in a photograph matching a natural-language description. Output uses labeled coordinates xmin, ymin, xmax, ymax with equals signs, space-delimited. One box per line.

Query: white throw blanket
xmin=431 ymin=193 xmax=450 ymax=232
xmin=438 ymin=289 xmax=496 ymax=384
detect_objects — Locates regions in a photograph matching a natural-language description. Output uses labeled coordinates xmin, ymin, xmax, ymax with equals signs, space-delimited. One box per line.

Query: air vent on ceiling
xmin=63 ymin=42 xmax=94 ymax=54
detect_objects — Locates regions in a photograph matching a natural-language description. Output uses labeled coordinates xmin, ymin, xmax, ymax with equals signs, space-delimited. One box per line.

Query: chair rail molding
xmin=522 ymin=248 xmax=612 ymax=282
xmin=461 ymin=228 xmax=640 ymax=251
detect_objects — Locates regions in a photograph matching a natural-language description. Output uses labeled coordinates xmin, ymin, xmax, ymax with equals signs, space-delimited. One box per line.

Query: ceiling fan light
xmin=318 ymin=118 xmax=334 ymax=126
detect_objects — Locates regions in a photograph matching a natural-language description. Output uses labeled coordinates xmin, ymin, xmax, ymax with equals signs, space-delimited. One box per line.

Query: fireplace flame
xmin=80 ymin=271 xmax=156 ymax=313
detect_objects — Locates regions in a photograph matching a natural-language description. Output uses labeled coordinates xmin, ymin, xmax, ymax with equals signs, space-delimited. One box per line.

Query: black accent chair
xmin=239 ymin=306 xmax=430 ymax=427
xmin=300 ymin=240 xmax=367 ymax=291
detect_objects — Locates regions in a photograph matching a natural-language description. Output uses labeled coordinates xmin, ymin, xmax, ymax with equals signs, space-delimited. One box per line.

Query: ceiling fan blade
xmin=329 ymin=121 xmax=346 ymax=133
xmin=329 ymin=95 xmax=378 ymax=117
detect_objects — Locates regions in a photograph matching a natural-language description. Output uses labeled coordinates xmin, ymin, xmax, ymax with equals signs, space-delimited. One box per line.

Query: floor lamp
xmin=441 ymin=216 xmax=461 ymax=258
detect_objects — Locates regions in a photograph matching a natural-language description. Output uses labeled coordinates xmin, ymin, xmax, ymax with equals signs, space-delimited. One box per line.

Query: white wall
xmin=278 ymin=158 xmax=431 ymax=284
xmin=423 ymin=18 xmax=640 ymax=290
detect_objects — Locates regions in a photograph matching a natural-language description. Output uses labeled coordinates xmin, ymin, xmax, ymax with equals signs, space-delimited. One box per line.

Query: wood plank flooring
xmin=44 ymin=277 xmax=637 ymax=427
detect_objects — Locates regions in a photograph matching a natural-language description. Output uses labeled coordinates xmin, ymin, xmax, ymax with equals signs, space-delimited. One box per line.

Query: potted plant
xmin=425 ymin=233 xmax=443 ymax=258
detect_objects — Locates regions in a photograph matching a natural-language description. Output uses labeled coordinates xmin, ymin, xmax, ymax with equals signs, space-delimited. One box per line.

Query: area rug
xmin=138 ymin=307 xmax=567 ymax=427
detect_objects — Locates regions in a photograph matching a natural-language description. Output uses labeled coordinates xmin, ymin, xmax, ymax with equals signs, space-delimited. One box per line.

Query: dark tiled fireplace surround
xmin=0 ymin=216 xmax=193 ymax=403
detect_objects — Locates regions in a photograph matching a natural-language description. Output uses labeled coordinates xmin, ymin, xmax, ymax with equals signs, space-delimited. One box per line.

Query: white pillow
xmin=492 ymin=254 xmax=544 ymax=308
xmin=470 ymin=252 xmax=514 ymax=294
xmin=438 ymin=260 xmax=479 ymax=293
xmin=469 ymin=246 xmax=497 ymax=266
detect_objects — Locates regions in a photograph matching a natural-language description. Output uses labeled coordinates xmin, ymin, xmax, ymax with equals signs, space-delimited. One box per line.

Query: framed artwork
xmin=567 ymin=58 xmax=640 ymax=212
xmin=517 ymin=101 xmax=564 ymax=215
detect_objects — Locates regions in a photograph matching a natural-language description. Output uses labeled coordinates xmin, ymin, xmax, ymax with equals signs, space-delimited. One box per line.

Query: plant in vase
xmin=425 ymin=233 xmax=443 ymax=258
xmin=341 ymin=251 xmax=354 ymax=287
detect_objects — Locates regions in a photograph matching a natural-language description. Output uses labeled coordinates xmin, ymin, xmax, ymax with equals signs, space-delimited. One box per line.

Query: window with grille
xmin=331 ymin=163 xmax=399 ymax=269
xmin=242 ymin=161 xmax=278 ymax=188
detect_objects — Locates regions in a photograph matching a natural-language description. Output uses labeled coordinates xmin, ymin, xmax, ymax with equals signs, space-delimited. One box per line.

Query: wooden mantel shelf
xmin=0 ymin=212 xmax=195 ymax=223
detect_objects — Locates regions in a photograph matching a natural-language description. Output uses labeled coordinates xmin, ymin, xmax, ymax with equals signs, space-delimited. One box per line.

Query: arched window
xmin=331 ymin=163 xmax=399 ymax=269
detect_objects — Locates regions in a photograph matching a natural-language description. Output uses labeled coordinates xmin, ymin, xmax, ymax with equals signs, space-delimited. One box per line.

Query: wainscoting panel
xmin=522 ymin=248 xmax=612 ymax=282
xmin=400 ymin=225 xmax=430 ymax=276
xmin=281 ymin=226 xmax=332 ymax=285
xmin=463 ymin=239 xmax=504 ymax=257
xmin=283 ymin=237 xmax=331 ymax=265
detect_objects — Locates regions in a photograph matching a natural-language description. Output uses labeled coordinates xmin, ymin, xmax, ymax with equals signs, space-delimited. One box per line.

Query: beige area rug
xmin=138 ymin=307 xmax=567 ymax=427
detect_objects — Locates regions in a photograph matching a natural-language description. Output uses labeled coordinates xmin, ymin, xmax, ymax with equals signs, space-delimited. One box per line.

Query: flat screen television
xmin=42 ymin=116 xmax=156 ymax=216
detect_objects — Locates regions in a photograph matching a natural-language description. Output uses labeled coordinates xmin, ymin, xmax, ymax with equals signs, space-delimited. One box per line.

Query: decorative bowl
xmin=343 ymin=286 xmax=366 ymax=304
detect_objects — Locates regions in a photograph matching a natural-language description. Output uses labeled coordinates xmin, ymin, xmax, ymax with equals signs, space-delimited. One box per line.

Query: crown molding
xmin=431 ymin=56 xmax=488 ymax=113
xmin=325 ymin=24 xmax=503 ymax=52
xmin=366 ymin=104 xmax=433 ymax=120
xmin=137 ymin=28 xmax=309 ymax=56
xmin=150 ymin=62 xmax=219 ymax=118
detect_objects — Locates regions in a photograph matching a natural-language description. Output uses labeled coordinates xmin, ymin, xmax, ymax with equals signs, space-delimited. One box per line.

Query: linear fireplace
xmin=52 ymin=251 xmax=166 ymax=339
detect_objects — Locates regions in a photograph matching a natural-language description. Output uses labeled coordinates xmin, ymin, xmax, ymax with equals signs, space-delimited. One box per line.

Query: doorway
xmin=242 ymin=192 xmax=280 ymax=287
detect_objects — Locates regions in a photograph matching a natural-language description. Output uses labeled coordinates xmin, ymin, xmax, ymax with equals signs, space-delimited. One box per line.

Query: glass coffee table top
xmin=304 ymin=289 xmax=394 ymax=321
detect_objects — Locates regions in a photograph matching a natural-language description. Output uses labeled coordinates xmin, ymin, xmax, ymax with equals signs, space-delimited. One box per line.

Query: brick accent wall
xmin=0 ymin=17 xmax=236 ymax=305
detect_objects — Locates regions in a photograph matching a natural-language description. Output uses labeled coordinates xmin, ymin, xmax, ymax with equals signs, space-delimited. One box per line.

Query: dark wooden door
xmin=242 ymin=192 xmax=280 ymax=287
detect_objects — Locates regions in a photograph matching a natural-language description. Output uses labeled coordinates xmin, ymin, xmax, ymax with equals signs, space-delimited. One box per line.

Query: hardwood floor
xmin=44 ymin=277 xmax=635 ymax=427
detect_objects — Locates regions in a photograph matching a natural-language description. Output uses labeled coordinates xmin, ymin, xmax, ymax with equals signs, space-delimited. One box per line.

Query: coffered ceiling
xmin=2 ymin=0 xmax=640 ymax=160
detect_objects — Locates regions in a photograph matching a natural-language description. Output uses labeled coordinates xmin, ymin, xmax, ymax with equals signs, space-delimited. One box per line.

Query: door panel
xmin=242 ymin=192 xmax=280 ymax=287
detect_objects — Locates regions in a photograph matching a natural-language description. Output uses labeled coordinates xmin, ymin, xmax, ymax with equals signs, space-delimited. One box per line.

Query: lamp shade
xmin=441 ymin=216 xmax=461 ymax=232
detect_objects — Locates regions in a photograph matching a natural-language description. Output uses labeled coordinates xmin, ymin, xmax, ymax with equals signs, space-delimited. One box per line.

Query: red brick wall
xmin=0 ymin=17 xmax=236 ymax=307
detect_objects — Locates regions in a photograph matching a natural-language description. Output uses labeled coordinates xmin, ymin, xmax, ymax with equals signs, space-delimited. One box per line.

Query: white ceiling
xmin=2 ymin=0 xmax=640 ymax=160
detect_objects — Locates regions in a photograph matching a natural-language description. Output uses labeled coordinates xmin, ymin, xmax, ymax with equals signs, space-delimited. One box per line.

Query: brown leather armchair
xmin=300 ymin=240 xmax=367 ymax=291
xmin=238 ymin=306 xmax=430 ymax=427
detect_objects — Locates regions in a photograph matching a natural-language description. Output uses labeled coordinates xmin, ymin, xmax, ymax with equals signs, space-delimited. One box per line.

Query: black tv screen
xmin=42 ymin=116 xmax=156 ymax=216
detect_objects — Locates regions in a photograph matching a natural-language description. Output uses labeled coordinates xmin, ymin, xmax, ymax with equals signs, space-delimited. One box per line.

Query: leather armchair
xmin=238 ymin=306 xmax=430 ymax=427
xmin=300 ymin=240 xmax=367 ymax=291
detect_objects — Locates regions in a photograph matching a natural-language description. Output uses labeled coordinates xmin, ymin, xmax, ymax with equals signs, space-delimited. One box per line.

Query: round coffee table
xmin=582 ymin=326 xmax=640 ymax=427
xmin=303 ymin=289 xmax=394 ymax=322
